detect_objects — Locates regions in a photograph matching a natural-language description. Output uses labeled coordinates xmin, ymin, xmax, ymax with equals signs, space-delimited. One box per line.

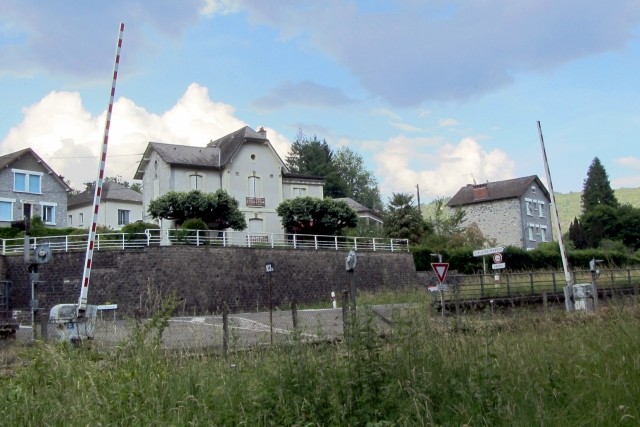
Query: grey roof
xmin=134 ymin=142 xmax=220 ymax=179
xmin=206 ymin=126 xmax=271 ymax=166
xmin=134 ymin=126 xmax=285 ymax=180
xmin=0 ymin=148 xmax=72 ymax=191
xmin=447 ymin=175 xmax=550 ymax=207
xmin=282 ymin=171 xmax=324 ymax=182
xmin=335 ymin=197 xmax=384 ymax=222
xmin=68 ymin=181 xmax=142 ymax=208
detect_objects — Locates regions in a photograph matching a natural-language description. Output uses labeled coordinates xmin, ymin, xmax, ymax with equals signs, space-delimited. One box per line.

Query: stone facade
xmin=2 ymin=247 xmax=418 ymax=316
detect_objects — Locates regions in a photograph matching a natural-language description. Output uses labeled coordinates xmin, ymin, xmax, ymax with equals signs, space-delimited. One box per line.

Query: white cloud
xmin=615 ymin=156 xmax=640 ymax=169
xmin=438 ymin=118 xmax=459 ymax=128
xmin=0 ymin=83 xmax=290 ymax=189
xmin=390 ymin=122 xmax=423 ymax=132
xmin=374 ymin=136 xmax=516 ymax=199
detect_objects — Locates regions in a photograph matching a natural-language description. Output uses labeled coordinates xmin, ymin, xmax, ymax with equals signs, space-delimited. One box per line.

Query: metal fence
xmin=15 ymin=296 xmax=401 ymax=354
xmin=427 ymin=268 xmax=640 ymax=303
xmin=1 ymin=230 xmax=409 ymax=255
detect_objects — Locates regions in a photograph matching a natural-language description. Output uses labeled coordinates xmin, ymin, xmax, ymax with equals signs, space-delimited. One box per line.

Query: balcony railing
xmin=1 ymin=230 xmax=409 ymax=255
xmin=246 ymin=197 xmax=265 ymax=207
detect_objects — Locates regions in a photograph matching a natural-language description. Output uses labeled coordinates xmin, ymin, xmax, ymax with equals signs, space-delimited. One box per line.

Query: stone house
xmin=0 ymin=148 xmax=72 ymax=228
xmin=134 ymin=126 xmax=324 ymax=236
xmin=447 ymin=175 xmax=552 ymax=250
xmin=67 ymin=181 xmax=143 ymax=230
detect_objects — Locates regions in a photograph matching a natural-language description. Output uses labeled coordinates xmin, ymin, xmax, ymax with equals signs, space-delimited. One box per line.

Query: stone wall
xmin=2 ymin=246 xmax=418 ymax=316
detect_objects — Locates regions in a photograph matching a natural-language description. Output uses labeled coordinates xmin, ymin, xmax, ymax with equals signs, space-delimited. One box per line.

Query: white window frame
xmin=248 ymin=175 xmax=261 ymax=198
xmin=0 ymin=198 xmax=15 ymax=221
xmin=189 ymin=173 xmax=203 ymax=190
xmin=12 ymin=169 xmax=43 ymax=194
xmin=524 ymin=198 xmax=533 ymax=216
xmin=292 ymin=187 xmax=307 ymax=197
xmin=540 ymin=225 xmax=547 ymax=242
xmin=40 ymin=202 xmax=57 ymax=225
xmin=538 ymin=201 xmax=545 ymax=218
xmin=79 ymin=212 xmax=84 ymax=226
xmin=528 ymin=223 xmax=536 ymax=241
xmin=118 ymin=209 xmax=131 ymax=226
xmin=68 ymin=215 xmax=73 ymax=226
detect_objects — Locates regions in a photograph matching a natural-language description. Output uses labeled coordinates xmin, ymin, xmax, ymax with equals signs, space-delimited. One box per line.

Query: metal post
xmin=222 ymin=303 xmax=229 ymax=356
xmin=341 ymin=290 xmax=349 ymax=338
xmin=269 ymin=271 xmax=273 ymax=345
xmin=291 ymin=298 xmax=298 ymax=330
xmin=349 ymin=270 xmax=356 ymax=311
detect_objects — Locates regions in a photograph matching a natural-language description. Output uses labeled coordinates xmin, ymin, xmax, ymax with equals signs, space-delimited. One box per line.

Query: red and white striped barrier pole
xmin=77 ymin=23 xmax=124 ymax=317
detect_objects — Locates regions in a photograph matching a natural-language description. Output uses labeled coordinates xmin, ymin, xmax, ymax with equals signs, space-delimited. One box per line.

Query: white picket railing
xmin=1 ymin=230 xmax=409 ymax=255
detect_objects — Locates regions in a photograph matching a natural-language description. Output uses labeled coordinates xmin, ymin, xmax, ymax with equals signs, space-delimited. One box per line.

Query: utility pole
xmin=416 ymin=184 xmax=422 ymax=215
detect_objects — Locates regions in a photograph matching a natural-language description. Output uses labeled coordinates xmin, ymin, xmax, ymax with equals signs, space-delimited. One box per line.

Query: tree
xmin=568 ymin=217 xmax=588 ymax=249
xmin=77 ymin=176 xmax=142 ymax=194
xmin=581 ymin=157 xmax=618 ymax=213
xmin=286 ymin=131 xmax=346 ymax=198
xmin=276 ymin=197 xmax=358 ymax=235
xmin=383 ymin=193 xmax=425 ymax=245
xmin=148 ymin=190 xmax=247 ymax=230
xmin=333 ymin=147 xmax=383 ymax=210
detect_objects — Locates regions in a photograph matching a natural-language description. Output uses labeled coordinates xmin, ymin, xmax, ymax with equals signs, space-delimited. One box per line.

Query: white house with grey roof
xmin=67 ymin=181 xmax=143 ymax=230
xmin=134 ymin=126 xmax=324 ymax=236
xmin=447 ymin=175 xmax=552 ymax=250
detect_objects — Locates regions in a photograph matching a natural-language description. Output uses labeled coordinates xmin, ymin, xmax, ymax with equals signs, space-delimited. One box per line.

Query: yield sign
xmin=431 ymin=262 xmax=449 ymax=285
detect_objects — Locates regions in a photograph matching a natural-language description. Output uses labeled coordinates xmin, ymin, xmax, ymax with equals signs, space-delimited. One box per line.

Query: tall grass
xmin=1 ymin=299 xmax=640 ymax=425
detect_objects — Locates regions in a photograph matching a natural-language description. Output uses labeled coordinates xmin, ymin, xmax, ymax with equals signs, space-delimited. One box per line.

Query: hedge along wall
xmin=1 ymin=246 xmax=418 ymax=316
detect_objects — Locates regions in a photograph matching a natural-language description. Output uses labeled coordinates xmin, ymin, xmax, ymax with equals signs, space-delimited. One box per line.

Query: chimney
xmin=472 ymin=183 xmax=488 ymax=201
xmin=258 ymin=127 xmax=267 ymax=138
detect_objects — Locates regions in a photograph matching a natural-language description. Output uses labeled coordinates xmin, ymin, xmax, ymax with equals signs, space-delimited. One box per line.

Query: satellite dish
xmin=346 ymin=250 xmax=357 ymax=271
xmin=34 ymin=244 xmax=52 ymax=264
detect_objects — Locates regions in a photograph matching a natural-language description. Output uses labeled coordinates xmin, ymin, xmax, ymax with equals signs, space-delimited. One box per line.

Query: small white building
xmin=134 ymin=126 xmax=324 ymax=235
xmin=67 ymin=181 xmax=143 ymax=230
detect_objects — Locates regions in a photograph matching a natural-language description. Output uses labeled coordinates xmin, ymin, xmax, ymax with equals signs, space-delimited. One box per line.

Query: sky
xmin=1 ymin=0 xmax=640 ymax=205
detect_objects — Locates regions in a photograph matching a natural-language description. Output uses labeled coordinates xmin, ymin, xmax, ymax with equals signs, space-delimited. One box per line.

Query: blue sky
xmin=1 ymin=0 xmax=639 ymax=204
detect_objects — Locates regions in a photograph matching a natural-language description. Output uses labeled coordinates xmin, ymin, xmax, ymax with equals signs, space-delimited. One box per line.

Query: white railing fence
xmin=1 ymin=230 xmax=409 ymax=256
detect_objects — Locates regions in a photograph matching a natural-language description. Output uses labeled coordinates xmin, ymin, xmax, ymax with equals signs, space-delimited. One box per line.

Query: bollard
xmin=331 ymin=291 xmax=337 ymax=309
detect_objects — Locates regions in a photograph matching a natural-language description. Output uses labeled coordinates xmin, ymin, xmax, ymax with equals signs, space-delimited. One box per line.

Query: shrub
xmin=181 ymin=218 xmax=208 ymax=230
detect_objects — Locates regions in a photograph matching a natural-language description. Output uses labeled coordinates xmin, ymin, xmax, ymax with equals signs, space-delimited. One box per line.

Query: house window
xmin=538 ymin=201 xmax=545 ymax=218
xmin=540 ymin=225 xmax=547 ymax=242
xmin=248 ymin=176 xmax=260 ymax=197
xmin=528 ymin=224 xmax=536 ymax=241
xmin=525 ymin=198 xmax=533 ymax=216
xmin=293 ymin=187 xmax=307 ymax=197
xmin=189 ymin=173 xmax=203 ymax=190
xmin=41 ymin=203 xmax=56 ymax=225
xmin=13 ymin=169 xmax=42 ymax=194
xmin=79 ymin=213 xmax=84 ymax=226
xmin=0 ymin=199 xmax=14 ymax=221
xmin=118 ymin=209 xmax=130 ymax=226
xmin=246 ymin=175 xmax=265 ymax=207
xmin=68 ymin=215 xmax=73 ymax=226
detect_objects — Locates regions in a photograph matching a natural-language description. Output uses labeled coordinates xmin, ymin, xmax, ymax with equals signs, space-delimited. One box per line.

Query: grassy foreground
xmin=1 ymin=300 xmax=640 ymax=426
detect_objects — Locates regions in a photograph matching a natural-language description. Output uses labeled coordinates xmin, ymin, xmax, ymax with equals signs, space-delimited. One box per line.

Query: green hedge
xmin=412 ymin=244 xmax=640 ymax=273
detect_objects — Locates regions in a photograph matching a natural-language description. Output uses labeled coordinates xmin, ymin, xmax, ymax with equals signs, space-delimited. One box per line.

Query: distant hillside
xmin=422 ymin=187 xmax=640 ymax=235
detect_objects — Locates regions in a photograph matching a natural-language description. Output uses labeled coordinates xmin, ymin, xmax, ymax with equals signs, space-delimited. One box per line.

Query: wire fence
xmin=1 ymin=230 xmax=409 ymax=255
xmin=13 ymin=294 xmax=402 ymax=353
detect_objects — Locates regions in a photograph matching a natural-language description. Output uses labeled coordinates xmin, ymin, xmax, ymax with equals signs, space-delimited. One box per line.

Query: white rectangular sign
xmin=492 ymin=263 xmax=506 ymax=270
xmin=473 ymin=246 xmax=505 ymax=257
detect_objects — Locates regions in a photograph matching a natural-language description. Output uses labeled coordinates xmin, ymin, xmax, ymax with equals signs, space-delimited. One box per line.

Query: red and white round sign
xmin=493 ymin=253 xmax=503 ymax=263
